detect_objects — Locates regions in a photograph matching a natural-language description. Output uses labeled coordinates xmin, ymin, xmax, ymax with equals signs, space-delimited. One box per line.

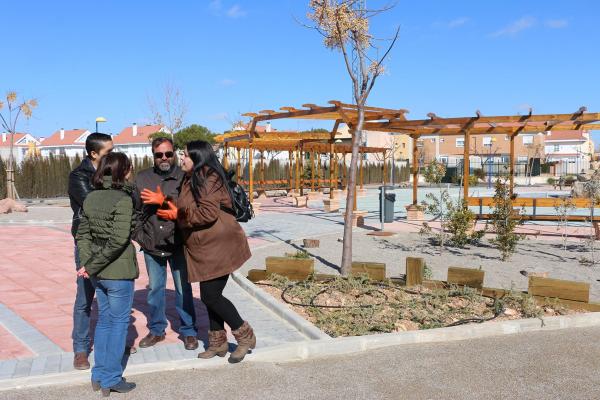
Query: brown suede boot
xmin=228 ymin=321 xmax=256 ymax=364
xmin=198 ymin=330 xmax=228 ymax=359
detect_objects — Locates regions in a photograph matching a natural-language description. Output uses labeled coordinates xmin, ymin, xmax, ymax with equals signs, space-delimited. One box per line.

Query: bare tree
xmin=147 ymin=82 xmax=187 ymax=136
xmin=307 ymin=0 xmax=399 ymax=276
xmin=0 ymin=92 xmax=37 ymax=199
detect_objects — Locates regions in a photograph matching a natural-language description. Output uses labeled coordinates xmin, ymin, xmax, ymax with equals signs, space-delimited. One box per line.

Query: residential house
xmin=112 ymin=123 xmax=168 ymax=158
xmin=418 ymin=132 xmax=546 ymax=170
xmin=0 ymin=132 xmax=42 ymax=163
xmin=39 ymin=129 xmax=90 ymax=158
xmin=544 ymin=130 xmax=595 ymax=174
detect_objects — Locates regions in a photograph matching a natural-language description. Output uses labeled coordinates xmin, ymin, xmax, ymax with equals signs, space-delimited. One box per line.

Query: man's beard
xmin=157 ymin=162 xmax=171 ymax=172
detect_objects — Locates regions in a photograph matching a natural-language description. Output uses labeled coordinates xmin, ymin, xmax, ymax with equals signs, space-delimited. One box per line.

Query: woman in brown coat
xmin=143 ymin=140 xmax=253 ymax=363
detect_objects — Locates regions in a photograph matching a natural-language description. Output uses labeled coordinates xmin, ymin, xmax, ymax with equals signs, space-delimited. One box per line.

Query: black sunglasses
xmin=154 ymin=151 xmax=174 ymax=159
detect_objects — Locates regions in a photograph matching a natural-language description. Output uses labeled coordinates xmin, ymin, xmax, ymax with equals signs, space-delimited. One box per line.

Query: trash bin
xmin=379 ymin=187 xmax=396 ymax=223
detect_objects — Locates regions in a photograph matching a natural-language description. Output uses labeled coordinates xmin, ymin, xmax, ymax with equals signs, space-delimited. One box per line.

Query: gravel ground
xmin=3 ymin=326 xmax=600 ymax=400
xmin=242 ymin=230 xmax=600 ymax=301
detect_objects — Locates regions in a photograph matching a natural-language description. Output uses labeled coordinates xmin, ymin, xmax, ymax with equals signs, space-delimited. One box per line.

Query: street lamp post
xmin=95 ymin=116 xmax=107 ymax=133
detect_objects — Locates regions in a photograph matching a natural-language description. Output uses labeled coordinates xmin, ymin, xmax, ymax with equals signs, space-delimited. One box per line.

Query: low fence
xmin=230 ymin=160 xmax=410 ymax=189
xmin=0 ymin=155 xmax=153 ymax=199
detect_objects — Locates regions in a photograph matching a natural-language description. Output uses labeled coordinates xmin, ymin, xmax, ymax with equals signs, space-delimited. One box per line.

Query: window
xmin=440 ymin=138 xmax=445 ymax=143
xmin=431 ymin=138 xmax=436 ymax=143
xmin=553 ymin=144 xmax=560 ymax=152
xmin=522 ymin=135 xmax=534 ymax=145
xmin=483 ymin=136 xmax=492 ymax=146
xmin=402 ymin=143 xmax=406 ymax=149
xmin=517 ymin=156 xmax=528 ymax=163
xmin=439 ymin=156 xmax=448 ymax=164
xmin=504 ymin=135 xmax=510 ymax=141
xmin=456 ymin=138 xmax=464 ymax=148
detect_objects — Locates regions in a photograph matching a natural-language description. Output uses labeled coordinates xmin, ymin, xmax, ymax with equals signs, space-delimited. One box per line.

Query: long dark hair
xmin=92 ymin=152 xmax=132 ymax=189
xmin=186 ymin=140 xmax=233 ymax=204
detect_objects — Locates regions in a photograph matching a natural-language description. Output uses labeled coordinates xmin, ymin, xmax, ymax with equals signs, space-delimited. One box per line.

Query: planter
xmin=323 ymin=198 xmax=340 ymax=212
xmin=405 ymin=204 xmax=424 ymax=221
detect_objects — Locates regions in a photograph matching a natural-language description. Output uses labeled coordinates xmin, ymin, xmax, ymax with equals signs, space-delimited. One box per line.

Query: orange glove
xmin=156 ymin=201 xmax=178 ymax=220
xmin=141 ymin=186 xmax=166 ymax=206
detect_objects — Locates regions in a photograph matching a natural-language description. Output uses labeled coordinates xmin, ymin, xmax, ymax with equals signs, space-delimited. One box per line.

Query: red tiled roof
xmin=0 ymin=133 xmax=28 ymax=147
xmin=545 ymin=130 xmax=587 ymax=141
xmin=241 ymin=123 xmax=278 ymax=133
xmin=113 ymin=124 xmax=165 ymax=145
xmin=41 ymin=129 xmax=89 ymax=147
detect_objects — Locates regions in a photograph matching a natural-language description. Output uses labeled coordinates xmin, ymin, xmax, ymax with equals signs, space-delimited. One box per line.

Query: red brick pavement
xmin=0 ymin=225 xmax=270 ymax=355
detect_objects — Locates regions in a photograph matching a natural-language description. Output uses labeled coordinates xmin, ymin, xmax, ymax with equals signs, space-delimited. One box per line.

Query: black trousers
xmin=200 ymin=274 xmax=244 ymax=331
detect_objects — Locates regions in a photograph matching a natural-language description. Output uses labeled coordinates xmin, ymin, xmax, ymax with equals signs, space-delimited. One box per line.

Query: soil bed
xmin=256 ymin=274 xmax=586 ymax=337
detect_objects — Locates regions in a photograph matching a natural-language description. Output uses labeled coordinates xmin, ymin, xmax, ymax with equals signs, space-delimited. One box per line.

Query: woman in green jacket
xmin=76 ymin=152 xmax=138 ymax=396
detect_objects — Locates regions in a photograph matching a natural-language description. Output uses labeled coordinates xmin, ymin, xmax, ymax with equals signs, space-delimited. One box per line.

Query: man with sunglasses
xmin=133 ymin=137 xmax=198 ymax=350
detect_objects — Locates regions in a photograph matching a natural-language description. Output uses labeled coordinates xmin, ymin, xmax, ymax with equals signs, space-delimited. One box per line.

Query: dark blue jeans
xmin=144 ymin=248 xmax=197 ymax=337
xmin=91 ymin=278 xmax=134 ymax=389
xmin=72 ymin=245 xmax=95 ymax=354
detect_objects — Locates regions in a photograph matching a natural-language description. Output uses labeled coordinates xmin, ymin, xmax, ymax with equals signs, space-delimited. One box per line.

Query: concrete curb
xmin=231 ymin=272 xmax=331 ymax=341
xmin=2 ymin=312 xmax=600 ymax=392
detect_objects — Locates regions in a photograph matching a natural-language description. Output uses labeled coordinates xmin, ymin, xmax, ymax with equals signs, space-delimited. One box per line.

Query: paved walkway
xmin=1 ymin=187 xmax=597 ymax=384
xmin=3 ymin=326 xmax=600 ymax=399
xmin=0 ymin=209 xmax=314 ymax=381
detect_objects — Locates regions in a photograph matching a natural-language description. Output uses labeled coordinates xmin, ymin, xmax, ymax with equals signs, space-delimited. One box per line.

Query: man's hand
xmin=77 ymin=267 xmax=90 ymax=279
xmin=156 ymin=201 xmax=178 ymax=220
xmin=141 ymin=186 xmax=166 ymax=206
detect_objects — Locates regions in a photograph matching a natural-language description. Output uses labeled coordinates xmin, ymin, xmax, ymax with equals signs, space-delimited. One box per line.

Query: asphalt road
xmin=3 ymin=326 xmax=600 ymax=400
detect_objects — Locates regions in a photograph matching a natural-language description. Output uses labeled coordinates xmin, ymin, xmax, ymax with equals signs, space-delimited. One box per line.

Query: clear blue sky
xmin=4 ymin=0 xmax=600 ymax=143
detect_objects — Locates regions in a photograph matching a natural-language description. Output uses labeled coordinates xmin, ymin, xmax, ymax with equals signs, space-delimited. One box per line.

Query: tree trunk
xmin=340 ymin=107 xmax=364 ymax=276
xmin=6 ymin=131 xmax=16 ymax=200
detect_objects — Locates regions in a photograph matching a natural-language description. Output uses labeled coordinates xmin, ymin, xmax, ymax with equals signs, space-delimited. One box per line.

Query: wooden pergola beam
xmin=363 ymin=123 xmax=600 ymax=136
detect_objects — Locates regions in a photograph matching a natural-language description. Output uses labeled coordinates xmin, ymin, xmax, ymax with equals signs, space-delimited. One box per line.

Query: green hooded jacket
xmin=76 ymin=176 xmax=139 ymax=280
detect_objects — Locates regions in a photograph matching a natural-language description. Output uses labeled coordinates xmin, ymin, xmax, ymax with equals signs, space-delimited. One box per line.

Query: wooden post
xmin=310 ymin=151 xmax=315 ymax=191
xmin=300 ymin=146 xmax=304 ymax=196
xmin=412 ymin=135 xmax=418 ymax=205
xmin=342 ymin=154 xmax=347 ymax=190
xmin=236 ymin=147 xmax=241 ymax=180
xmin=509 ymin=134 xmax=515 ymax=196
xmin=295 ymin=148 xmax=300 ymax=193
xmin=260 ymin=151 xmax=265 ymax=186
xmin=316 ymin=154 xmax=321 ymax=189
xmin=406 ymin=257 xmax=425 ymax=287
xmin=360 ymin=155 xmax=364 ymax=189
xmin=329 ymin=142 xmax=334 ymax=199
xmin=288 ymin=150 xmax=293 ymax=191
xmin=223 ymin=144 xmax=229 ymax=169
xmin=463 ymin=130 xmax=471 ymax=200
xmin=249 ymin=144 xmax=254 ymax=204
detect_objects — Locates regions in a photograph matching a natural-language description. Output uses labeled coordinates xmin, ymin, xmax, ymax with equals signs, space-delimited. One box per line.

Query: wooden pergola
xmin=216 ymin=101 xmax=600 ymax=221
xmin=214 ymin=131 xmax=387 ymax=206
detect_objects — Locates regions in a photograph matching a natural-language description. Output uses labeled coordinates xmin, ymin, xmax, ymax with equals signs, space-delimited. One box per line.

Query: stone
xmin=307 ymin=191 xmax=321 ymax=201
xmin=351 ymin=210 xmax=368 ymax=227
xmin=323 ymin=198 xmax=340 ymax=212
xmin=293 ymin=196 xmax=308 ymax=208
xmin=303 ymin=239 xmax=320 ymax=248
xmin=0 ymin=198 xmax=28 ymax=214
xmin=333 ymin=189 xmax=345 ymax=199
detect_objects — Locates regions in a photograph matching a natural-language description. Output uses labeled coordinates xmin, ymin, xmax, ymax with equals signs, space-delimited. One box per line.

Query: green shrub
xmin=547 ymin=177 xmax=556 ymax=185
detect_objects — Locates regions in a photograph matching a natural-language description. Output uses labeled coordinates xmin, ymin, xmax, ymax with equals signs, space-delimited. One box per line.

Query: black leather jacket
xmin=68 ymin=157 xmax=95 ymax=238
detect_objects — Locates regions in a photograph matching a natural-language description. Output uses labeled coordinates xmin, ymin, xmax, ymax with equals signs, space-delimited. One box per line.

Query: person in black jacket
xmin=68 ymin=132 xmax=113 ymax=370
xmin=132 ymin=137 xmax=198 ymax=351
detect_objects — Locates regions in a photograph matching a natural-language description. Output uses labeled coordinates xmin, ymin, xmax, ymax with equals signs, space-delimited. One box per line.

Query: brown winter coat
xmin=176 ymin=170 xmax=251 ymax=282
